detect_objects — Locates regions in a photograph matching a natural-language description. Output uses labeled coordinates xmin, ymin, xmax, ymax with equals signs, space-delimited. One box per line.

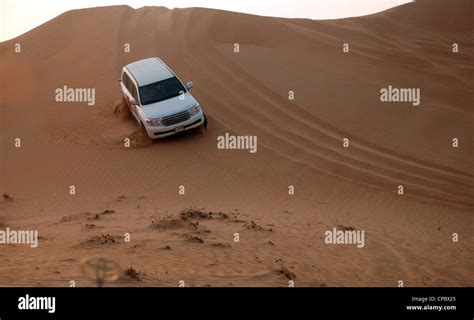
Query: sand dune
xmin=0 ymin=0 xmax=473 ymax=286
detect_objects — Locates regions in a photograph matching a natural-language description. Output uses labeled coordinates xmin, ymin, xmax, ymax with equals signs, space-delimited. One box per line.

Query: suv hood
xmin=140 ymin=92 xmax=198 ymax=119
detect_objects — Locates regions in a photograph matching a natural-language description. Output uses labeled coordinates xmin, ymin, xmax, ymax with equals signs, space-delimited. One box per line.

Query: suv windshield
xmin=139 ymin=77 xmax=185 ymax=105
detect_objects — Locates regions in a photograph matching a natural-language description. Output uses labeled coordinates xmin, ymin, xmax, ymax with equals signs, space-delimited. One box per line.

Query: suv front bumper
xmin=144 ymin=111 xmax=205 ymax=139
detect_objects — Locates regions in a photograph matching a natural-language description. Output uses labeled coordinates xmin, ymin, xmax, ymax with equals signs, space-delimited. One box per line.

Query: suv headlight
xmin=188 ymin=104 xmax=201 ymax=116
xmin=146 ymin=118 xmax=162 ymax=127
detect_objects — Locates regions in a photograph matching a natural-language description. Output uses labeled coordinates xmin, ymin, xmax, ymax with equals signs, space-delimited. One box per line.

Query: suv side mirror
xmin=186 ymin=81 xmax=193 ymax=90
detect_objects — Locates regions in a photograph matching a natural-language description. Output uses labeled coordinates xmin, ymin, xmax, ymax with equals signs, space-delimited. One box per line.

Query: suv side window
xmin=122 ymin=72 xmax=130 ymax=92
xmin=123 ymin=71 xmax=139 ymax=103
xmin=130 ymin=82 xmax=139 ymax=103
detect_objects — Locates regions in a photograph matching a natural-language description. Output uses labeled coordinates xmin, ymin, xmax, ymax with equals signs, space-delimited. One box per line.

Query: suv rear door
xmin=120 ymin=70 xmax=140 ymax=118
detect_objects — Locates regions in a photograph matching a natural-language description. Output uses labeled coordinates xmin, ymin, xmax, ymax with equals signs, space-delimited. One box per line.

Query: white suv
xmin=119 ymin=57 xmax=207 ymax=139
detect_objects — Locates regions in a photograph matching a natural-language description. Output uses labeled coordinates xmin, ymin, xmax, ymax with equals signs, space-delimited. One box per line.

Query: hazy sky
xmin=0 ymin=0 xmax=413 ymax=42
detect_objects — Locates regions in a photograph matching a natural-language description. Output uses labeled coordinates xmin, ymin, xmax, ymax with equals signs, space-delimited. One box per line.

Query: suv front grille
xmin=161 ymin=110 xmax=191 ymax=127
